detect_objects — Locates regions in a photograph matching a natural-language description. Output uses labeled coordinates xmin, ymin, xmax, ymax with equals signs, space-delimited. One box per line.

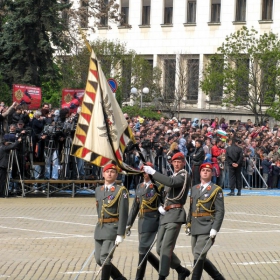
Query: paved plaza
xmin=0 ymin=191 xmax=280 ymax=280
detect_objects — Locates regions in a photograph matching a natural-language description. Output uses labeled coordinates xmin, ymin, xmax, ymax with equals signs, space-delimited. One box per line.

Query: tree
xmin=59 ymin=39 xmax=162 ymax=106
xmin=201 ymin=26 xmax=280 ymax=124
xmin=0 ymin=0 xmax=72 ymax=88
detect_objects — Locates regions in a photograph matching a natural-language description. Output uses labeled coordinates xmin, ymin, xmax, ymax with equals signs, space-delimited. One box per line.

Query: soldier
xmin=186 ymin=163 xmax=225 ymax=280
xmin=94 ymin=163 xmax=129 ymax=280
xmin=126 ymin=162 xmax=162 ymax=280
xmin=143 ymin=152 xmax=191 ymax=280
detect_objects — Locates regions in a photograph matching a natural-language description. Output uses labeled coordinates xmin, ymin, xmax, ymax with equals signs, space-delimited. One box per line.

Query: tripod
xmin=44 ymin=137 xmax=59 ymax=180
xmin=5 ymin=149 xmax=25 ymax=197
xmin=61 ymin=136 xmax=79 ymax=179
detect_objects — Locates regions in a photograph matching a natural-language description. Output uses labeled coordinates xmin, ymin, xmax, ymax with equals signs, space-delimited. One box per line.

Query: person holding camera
xmin=0 ymin=136 xmax=22 ymax=197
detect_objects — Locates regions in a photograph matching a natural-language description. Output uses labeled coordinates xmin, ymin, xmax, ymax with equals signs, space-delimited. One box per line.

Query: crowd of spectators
xmin=123 ymin=113 xmax=280 ymax=191
xmin=1 ymin=99 xmax=280 ymax=195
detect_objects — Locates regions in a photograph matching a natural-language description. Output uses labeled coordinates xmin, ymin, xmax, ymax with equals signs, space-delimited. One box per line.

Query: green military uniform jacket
xmin=186 ymin=182 xmax=225 ymax=235
xmin=153 ymin=169 xmax=191 ymax=225
xmin=94 ymin=183 xmax=129 ymax=240
xmin=127 ymin=181 xmax=164 ymax=233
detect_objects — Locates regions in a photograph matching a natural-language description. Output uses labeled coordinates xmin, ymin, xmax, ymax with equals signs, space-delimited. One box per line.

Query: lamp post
xmin=142 ymin=87 xmax=149 ymax=109
xmin=130 ymin=87 xmax=138 ymax=106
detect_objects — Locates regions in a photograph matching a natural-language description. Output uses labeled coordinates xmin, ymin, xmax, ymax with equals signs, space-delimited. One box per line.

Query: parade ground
xmin=0 ymin=190 xmax=280 ymax=280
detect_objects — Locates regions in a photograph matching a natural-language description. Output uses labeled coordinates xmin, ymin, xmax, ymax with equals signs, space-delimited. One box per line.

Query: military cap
xmin=200 ymin=163 xmax=213 ymax=172
xmin=171 ymin=152 xmax=185 ymax=161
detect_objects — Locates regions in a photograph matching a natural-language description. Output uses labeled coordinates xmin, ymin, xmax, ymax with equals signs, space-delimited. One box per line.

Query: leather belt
xmin=142 ymin=209 xmax=157 ymax=213
xmin=164 ymin=204 xmax=183 ymax=211
xmin=192 ymin=212 xmax=212 ymax=217
xmin=99 ymin=218 xmax=119 ymax=223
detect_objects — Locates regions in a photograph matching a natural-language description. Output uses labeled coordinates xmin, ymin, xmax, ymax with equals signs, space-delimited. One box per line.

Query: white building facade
xmin=78 ymin=0 xmax=279 ymax=123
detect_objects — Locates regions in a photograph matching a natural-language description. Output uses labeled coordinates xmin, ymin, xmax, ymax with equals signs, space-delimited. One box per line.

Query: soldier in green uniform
xmin=186 ymin=163 xmax=225 ymax=280
xmin=126 ymin=162 xmax=162 ymax=280
xmin=94 ymin=163 xmax=129 ymax=280
xmin=143 ymin=152 xmax=191 ymax=280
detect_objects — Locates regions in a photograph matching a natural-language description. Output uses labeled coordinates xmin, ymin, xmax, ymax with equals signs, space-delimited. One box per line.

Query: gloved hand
xmin=125 ymin=226 xmax=131 ymax=236
xmin=143 ymin=165 xmax=156 ymax=175
xmin=184 ymin=224 xmax=191 ymax=236
xmin=209 ymin=229 xmax=217 ymax=238
xmin=115 ymin=235 xmax=123 ymax=246
xmin=158 ymin=205 xmax=166 ymax=215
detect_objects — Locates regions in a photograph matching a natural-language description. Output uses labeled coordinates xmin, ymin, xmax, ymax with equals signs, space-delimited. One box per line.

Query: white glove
xmin=158 ymin=205 xmax=166 ymax=215
xmin=125 ymin=226 xmax=131 ymax=236
xmin=185 ymin=225 xmax=191 ymax=236
xmin=210 ymin=229 xmax=217 ymax=238
xmin=115 ymin=235 xmax=123 ymax=245
xmin=143 ymin=165 xmax=156 ymax=175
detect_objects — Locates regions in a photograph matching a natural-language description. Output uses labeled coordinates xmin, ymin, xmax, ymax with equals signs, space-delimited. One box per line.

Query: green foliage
xmin=0 ymin=74 xmax=11 ymax=104
xmin=0 ymin=0 xmax=72 ymax=88
xmin=59 ymin=38 xmax=162 ymax=105
xmin=122 ymin=105 xmax=163 ymax=120
xmin=201 ymin=26 xmax=280 ymax=123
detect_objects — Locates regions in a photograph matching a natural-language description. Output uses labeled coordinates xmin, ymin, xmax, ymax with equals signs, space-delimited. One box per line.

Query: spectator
xmin=261 ymin=155 xmax=271 ymax=188
xmin=191 ymin=139 xmax=205 ymax=186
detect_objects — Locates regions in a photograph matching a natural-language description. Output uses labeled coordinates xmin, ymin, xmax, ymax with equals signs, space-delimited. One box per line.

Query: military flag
xmin=70 ymin=50 xmax=138 ymax=173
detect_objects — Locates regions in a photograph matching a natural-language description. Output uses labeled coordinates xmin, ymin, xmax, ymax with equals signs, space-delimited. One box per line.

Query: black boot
xmin=204 ymin=258 xmax=225 ymax=280
xmin=111 ymin=263 xmax=127 ymax=280
xmin=158 ymin=276 xmax=166 ymax=280
xmin=191 ymin=260 xmax=204 ymax=280
xmin=227 ymin=190 xmax=235 ymax=196
xmin=237 ymin=190 xmax=241 ymax=196
xmin=147 ymin=252 xmax=159 ymax=271
xmin=136 ymin=254 xmax=148 ymax=280
xmin=101 ymin=264 xmax=112 ymax=280
xmin=176 ymin=264 xmax=191 ymax=280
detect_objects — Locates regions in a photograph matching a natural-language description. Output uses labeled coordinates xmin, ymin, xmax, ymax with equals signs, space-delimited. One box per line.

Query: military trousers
xmin=156 ymin=222 xmax=182 ymax=277
xmin=139 ymin=231 xmax=157 ymax=254
xmin=191 ymin=234 xmax=212 ymax=260
xmin=94 ymin=239 xmax=115 ymax=266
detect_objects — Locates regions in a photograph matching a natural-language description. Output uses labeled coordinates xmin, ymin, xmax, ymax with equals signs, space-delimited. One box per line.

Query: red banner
xmin=13 ymin=84 xmax=41 ymax=109
xmin=61 ymin=89 xmax=85 ymax=112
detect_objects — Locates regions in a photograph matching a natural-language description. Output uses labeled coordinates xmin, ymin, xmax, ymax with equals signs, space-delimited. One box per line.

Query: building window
xmin=209 ymin=57 xmax=224 ymax=101
xmin=122 ymin=57 xmax=132 ymax=99
xmin=262 ymin=0 xmax=273 ymax=20
xmin=187 ymin=0 xmax=196 ymax=23
xmin=100 ymin=0 xmax=109 ymax=26
xmin=164 ymin=59 xmax=176 ymax=99
xmin=121 ymin=0 xmax=129 ymax=25
xmin=235 ymin=58 xmax=249 ymax=103
xmin=187 ymin=59 xmax=199 ymax=101
xmin=211 ymin=0 xmax=221 ymax=23
xmin=80 ymin=0 xmax=89 ymax=28
xmin=164 ymin=0 xmax=173 ymax=24
xmin=142 ymin=0 xmax=151 ymax=25
xmin=235 ymin=0 xmax=246 ymax=22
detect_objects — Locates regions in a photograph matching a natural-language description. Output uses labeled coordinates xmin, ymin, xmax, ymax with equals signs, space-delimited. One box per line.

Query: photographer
xmin=0 ymin=136 xmax=22 ymax=198
xmin=0 ymin=102 xmax=18 ymax=142
xmin=41 ymin=122 xmax=65 ymax=180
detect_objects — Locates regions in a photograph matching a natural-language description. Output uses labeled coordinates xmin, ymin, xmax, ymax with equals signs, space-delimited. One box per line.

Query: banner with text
xmin=13 ymin=84 xmax=42 ymax=109
xmin=61 ymin=89 xmax=85 ymax=112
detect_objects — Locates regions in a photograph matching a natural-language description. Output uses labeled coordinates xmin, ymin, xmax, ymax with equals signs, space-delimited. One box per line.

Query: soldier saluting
xmin=126 ymin=162 xmax=163 ymax=280
xmin=143 ymin=152 xmax=191 ymax=280
xmin=94 ymin=163 xmax=129 ymax=280
xmin=186 ymin=163 xmax=225 ymax=280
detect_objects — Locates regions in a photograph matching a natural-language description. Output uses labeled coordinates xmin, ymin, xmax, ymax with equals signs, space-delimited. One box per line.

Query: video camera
xmin=42 ymin=123 xmax=63 ymax=137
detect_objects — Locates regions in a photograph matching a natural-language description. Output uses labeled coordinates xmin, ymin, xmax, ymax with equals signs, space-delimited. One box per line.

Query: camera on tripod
xmin=42 ymin=123 xmax=63 ymax=137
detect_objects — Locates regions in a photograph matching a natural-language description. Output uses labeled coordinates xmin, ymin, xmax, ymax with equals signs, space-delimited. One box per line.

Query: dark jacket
xmin=261 ymin=159 xmax=272 ymax=174
xmin=226 ymin=144 xmax=243 ymax=166
xmin=0 ymin=141 xmax=21 ymax=168
xmin=191 ymin=146 xmax=205 ymax=166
